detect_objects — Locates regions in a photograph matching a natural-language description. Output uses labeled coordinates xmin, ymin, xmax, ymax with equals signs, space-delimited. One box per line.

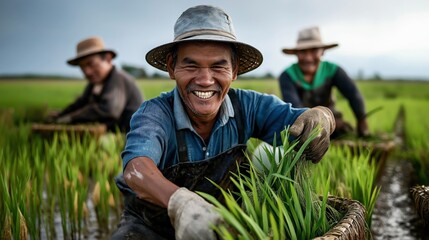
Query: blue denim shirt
xmin=122 ymin=87 xmax=306 ymax=171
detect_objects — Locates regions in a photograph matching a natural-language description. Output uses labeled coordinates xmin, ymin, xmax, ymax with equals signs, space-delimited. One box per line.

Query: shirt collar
xmin=173 ymin=87 xmax=234 ymax=130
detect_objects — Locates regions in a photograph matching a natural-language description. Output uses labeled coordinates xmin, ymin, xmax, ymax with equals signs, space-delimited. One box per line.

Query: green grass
xmin=0 ymin=78 xmax=279 ymax=109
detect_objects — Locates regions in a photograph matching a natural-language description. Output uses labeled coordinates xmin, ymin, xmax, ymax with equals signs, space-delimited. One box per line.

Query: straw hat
xmin=145 ymin=5 xmax=263 ymax=75
xmin=67 ymin=37 xmax=116 ymax=65
xmin=282 ymin=26 xmax=338 ymax=54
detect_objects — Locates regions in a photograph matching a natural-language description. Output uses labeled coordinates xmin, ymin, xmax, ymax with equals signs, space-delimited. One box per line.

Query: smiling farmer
xmin=279 ymin=26 xmax=369 ymax=138
xmin=50 ymin=36 xmax=143 ymax=132
xmin=112 ymin=5 xmax=335 ymax=240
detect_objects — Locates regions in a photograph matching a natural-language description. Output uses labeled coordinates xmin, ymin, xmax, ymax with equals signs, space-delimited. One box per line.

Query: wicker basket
xmin=410 ymin=185 xmax=429 ymax=226
xmin=314 ymin=196 xmax=367 ymax=240
xmin=31 ymin=123 xmax=107 ymax=139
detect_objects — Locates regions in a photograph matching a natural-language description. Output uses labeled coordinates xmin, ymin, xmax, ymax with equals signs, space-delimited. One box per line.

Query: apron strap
xmin=169 ymin=89 xmax=245 ymax=163
xmin=228 ymin=89 xmax=244 ymax=144
xmin=176 ymin=130 xmax=189 ymax=163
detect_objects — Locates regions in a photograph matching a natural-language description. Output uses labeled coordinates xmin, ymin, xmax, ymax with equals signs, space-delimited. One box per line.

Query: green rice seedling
xmin=201 ymin=127 xmax=342 ymax=239
xmin=1 ymin=156 xmax=30 ymax=239
xmin=311 ymin=145 xmax=380 ymax=227
xmin=92 ymin=173 xmax=114 ymax=231
xmin=402 ymin=99 xmax=429 ymax=185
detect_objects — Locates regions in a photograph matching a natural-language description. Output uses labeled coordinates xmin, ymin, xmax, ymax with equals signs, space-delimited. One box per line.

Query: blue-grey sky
xmin=1 ymin=0 xmax=428 ymax=79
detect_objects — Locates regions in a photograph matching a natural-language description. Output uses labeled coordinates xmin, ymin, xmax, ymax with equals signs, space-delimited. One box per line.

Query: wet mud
xmin=371 ymin=159 xmax=429 ymax=239
xmin=371 ymin=105 xmax=429 ymax=239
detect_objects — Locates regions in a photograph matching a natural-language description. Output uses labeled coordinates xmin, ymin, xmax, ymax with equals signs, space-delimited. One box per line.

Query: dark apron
xmin=113 ymin=144 xmax=248 ymax=239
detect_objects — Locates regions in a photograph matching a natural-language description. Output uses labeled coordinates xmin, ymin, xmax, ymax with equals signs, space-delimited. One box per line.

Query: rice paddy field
xmin=1 ymin=78 xmax=429 ymax=239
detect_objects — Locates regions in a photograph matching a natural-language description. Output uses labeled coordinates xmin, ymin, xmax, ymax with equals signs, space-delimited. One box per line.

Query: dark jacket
xmin=59 ymin=67 xmax=143 ymax=132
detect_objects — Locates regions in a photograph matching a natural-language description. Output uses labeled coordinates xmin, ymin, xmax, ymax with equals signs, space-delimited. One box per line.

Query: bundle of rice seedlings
xmin=201 ymin=127 xmax=367 ymax=239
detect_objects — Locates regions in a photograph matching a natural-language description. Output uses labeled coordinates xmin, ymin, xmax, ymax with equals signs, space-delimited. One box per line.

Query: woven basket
xmin=314 ymin=196 xmax=367 ymax=240
xmin=410 ymin=185 xmax=429 ymax=226
xmin=31 ymin=123 xmax=107 ymax=139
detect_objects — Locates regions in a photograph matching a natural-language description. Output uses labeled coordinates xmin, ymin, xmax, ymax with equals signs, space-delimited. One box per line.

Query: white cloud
xmin=324 ymin=9 xmax=429 ymax=56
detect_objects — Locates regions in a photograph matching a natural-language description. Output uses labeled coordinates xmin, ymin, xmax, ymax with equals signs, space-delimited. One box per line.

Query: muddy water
xmin=39 ymin=198 xmax=120 ymax=239
xmin=371 ymin=159 xmax=429 ymax=239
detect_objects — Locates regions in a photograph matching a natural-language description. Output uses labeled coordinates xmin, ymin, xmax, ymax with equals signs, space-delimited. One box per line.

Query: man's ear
xmin=166 ymin=54 xmax=175 ymax=80
xmin=231 ymin=61 xmax=239 ymax=82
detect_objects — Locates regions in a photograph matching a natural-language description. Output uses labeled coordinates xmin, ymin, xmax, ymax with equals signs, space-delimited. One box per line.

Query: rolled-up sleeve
xmin=121 ymin=99 xmax=173 ymax=170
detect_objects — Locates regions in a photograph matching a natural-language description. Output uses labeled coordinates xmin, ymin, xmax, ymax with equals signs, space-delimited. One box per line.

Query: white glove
xmin=168 ymin=188 xmax=222 ymax=240
xmin=289 ymin=106 xmax=335 ymax=163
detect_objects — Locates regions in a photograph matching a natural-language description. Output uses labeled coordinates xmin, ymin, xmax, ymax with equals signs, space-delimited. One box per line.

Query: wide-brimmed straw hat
xmin=67 ymin=37 xmax=117 ymax=65
xmin=145 ymin=5 xmax=263 ymax=75
xmin=282 ymin=26 xmax=338 ymax=54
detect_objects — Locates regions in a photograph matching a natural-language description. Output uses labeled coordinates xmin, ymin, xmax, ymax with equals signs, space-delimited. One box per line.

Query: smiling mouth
xmin=193 ymin=91 xmax=215 ymax=99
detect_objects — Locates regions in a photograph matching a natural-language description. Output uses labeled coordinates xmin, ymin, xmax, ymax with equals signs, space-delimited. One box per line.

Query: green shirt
xmin=285 ymin=61 xmax=338 ymax=90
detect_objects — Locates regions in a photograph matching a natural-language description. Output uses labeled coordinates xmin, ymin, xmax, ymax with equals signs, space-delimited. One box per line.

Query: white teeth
xmin=194 ymin=91 xmax=214 ymax=99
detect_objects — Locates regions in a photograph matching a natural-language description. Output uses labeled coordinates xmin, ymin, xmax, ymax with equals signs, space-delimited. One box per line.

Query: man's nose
xmin=301 ymin=51 xmax=313 ymax=60
xmin=195 ymin=67 xmax=214 ymax=86
xmin=81 ymin=66 xmax=93 ymax=76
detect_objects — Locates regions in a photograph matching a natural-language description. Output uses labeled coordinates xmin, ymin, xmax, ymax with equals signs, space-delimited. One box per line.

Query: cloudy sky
xmin=1 ymin=0 xmax=428 ymax=79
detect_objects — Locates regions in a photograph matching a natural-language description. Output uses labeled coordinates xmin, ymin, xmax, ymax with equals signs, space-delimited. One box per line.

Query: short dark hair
xmin=169 ymin=42 xmax=238 ymax=69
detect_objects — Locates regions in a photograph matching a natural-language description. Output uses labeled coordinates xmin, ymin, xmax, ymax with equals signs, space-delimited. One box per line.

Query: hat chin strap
xmin=175 ymin=29 xmax=236 ymax=41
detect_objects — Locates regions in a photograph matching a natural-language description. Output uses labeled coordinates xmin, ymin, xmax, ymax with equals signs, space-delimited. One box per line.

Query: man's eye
xmin=183 ymin=65 xmax=198 ymax=70
xmin=211 ymin=66 xmax=227 ymax=71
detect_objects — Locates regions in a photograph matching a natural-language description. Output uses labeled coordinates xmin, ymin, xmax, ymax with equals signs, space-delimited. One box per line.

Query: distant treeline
xmin=1 ymin=69 xmax=429 ymax=82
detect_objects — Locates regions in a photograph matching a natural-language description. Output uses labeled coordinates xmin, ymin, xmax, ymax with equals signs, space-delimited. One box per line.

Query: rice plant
xmin=0 ymin=109 xmax=124 ymax=239
xmin=201 ymin=127 xmax=344 ymax=239
xmin=310 ymin=145 xmax=380 ymax=227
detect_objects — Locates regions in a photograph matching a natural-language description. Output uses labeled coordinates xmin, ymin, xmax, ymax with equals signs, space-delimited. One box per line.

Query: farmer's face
xmin=78 ymin=54 xmax=113 ymax=84
xmin=167 ymin=41 xmax=238 ymax=121
xmin=296 ymin=48 xmax=324 ymax=76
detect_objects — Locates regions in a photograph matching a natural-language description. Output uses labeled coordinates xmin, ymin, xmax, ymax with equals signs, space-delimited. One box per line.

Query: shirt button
xmin=206 ymin=152 xmax=209 ymax=156
xmin=202 ymin=147 xmax=207 ymax=151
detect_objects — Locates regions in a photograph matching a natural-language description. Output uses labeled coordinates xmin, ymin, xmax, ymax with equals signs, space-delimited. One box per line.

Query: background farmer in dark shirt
xmin=50 ymin=37 xmax=143 ymax=132
xmin=279 ymin=26 xmax=369 ymax=138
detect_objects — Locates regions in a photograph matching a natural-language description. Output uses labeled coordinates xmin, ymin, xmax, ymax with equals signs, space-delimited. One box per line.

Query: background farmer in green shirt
xmin=279 ymin=26 xmax=369 ymax=138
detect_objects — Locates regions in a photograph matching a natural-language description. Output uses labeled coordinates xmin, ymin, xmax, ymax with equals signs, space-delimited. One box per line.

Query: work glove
xmin=168 ymin=188 xmax=222 ymax=240
xmin=357 ymin=118 xmax=370 ymax=138
xmin=289 ymin=106 xmax=335 ymax=163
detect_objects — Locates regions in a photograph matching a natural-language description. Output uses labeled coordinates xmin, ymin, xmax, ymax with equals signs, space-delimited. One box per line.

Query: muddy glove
xmin=168 ymin=188 xmax=222 ymax=240
xmin=289 ymin=106 xmax=335 ymax=163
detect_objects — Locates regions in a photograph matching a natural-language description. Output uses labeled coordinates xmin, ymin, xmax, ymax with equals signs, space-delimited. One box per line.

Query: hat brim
xmin=67 ymin=49 xmax=117 ymax=66
xmin=282 ymin=43 xmax=338 ymax=55
xmin=146 ymin=35 xmax=263 ymax=75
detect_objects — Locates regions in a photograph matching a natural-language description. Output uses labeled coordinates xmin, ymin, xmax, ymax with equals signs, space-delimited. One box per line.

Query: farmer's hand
xmin=45 ymin=111 xmax=60 ymax=123
xmin=168 ymin=188 xmax=222 ymax=240
xmin=289 ymin=106 xmax=335 ymax=163
xmin=55 ymin=115 xmax=72 ymax=124
xmin=357 ymin=118 xmax=370 ymax=138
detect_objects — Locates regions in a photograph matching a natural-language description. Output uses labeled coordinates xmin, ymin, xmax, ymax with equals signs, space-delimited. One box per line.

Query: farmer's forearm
xmin=124 ymin=156 xmax=179 ymax=208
